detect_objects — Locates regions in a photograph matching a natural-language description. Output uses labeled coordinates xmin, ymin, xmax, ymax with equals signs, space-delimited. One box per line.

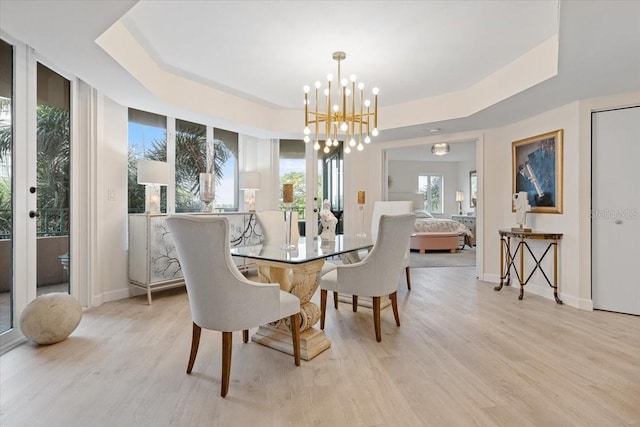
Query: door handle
xmin=29 ymin=210 xmax=40 ymax=218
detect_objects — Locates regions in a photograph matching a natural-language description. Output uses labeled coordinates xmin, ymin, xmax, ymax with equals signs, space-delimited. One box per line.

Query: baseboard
xmin=92 ymin=287 xmax=131 ymax=307
xmin=482 ymin=273 xmax=501 ymax=283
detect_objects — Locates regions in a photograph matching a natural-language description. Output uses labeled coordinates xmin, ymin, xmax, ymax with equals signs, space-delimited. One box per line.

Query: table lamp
xmin=239 ymin=171 xmax=261 ymax=212
xmin=456 ymin=190 xmax=464 ymax=215
xmin=137 ymin=160 xmax=169 ymax=214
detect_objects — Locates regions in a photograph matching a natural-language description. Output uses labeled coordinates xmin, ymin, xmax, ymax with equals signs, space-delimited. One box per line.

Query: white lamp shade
xmin=137 ymin=160 xmax=169 ymax=185
xmin=239 ymin=171 xmax=261 ymax=190
xmin=456 ymin=191 xmax=465 ymax=202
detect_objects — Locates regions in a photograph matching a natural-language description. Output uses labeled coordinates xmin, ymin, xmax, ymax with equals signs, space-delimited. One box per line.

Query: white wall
xmin=94 ymin=95 xmax=129 ymax=304
xmin=482 ymin=91 xmax=640 ymax=308
xmin=388 ymin=160 xmax=460 ymax=217
xmin=482 ymin=102 xmax=581 ymax=305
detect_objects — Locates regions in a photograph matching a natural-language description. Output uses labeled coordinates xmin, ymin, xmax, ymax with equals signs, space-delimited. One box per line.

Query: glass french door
xmin=0 ymin=39 xmax=14 ymax=335
xmin=34 ymin=63 xmax=71 ymax=296
xmin=0 ymin=39 xmax=72 ymax=341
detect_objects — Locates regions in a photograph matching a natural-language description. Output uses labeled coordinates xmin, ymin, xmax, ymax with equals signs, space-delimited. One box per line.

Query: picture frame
xmin=512 ymin=129 xmax=563 ymax=214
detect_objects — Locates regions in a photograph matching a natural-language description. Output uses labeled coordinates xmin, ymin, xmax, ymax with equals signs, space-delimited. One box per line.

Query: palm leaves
xmin=127 ymin=122 xmax=231 ymax=212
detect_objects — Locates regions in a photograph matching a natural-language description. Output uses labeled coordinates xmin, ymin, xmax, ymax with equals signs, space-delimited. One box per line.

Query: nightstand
xmin=451 ymin=215 xmax=476 ymax=246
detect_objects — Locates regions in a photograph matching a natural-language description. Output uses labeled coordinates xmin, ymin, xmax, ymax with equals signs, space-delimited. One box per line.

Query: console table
xmin=495 ymin=229 xmax=563 ymax=304
xmin=128 ymin=212 xmax=261 ymax=304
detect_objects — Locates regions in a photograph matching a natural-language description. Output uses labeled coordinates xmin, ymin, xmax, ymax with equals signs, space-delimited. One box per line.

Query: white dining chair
xmin=337 ymin=201 xmax=413 ymax=289
xmin=166 ymin=215 xmax=301 ymax=397
xmin=371 ymin=201 xmax=414 ymax=290
xmin=319 ymin=213 xmax=415 ymax=342
xmin=256 ymin=209 xmax=300 ymax=245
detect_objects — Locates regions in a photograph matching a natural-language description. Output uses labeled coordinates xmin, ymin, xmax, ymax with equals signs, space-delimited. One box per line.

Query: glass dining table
xmin=231 ymin=235 xmax=373 ymax=360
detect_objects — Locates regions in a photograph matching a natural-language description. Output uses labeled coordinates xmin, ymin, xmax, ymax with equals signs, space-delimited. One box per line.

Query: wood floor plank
xmin=1 ymin=267 xmax=639 ymax=427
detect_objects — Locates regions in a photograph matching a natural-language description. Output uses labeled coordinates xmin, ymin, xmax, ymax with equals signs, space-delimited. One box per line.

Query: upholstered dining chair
xmin=319 ymin=213 xmax=415 ymax=342
xmin=166 ymin=215 xmax=301 ymax=398
xmin=371 ymin=201 xmax=414 ymax=290
xmin=338 ymin=201 xmax=413 ymax=290
xmin=256 ymin=209 xmax=300 ymax=245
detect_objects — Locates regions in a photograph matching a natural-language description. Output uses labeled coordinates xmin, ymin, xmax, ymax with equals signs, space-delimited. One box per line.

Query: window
xmin=0 ymin=39 xmax=13 ymax=333
xmin=279 ymin=139 xmax=306 ymax=218
xmin=213 ymin=128 xmax=238 ymax=212
xmin=418 ymin=174 xmax=443 ymax=214
xmin=127 ymin=109 xmax=166 ymax=213
xmin=174 ymin=119 xmax=206 ymax=213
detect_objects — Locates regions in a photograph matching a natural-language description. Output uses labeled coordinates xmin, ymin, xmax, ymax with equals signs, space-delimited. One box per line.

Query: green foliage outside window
xmin=0 ymin=105 xmax=70 ymax=237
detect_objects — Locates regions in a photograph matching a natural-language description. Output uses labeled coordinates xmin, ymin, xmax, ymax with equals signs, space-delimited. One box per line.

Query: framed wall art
xmin=512 ymin=129 xmax=563 ymax=214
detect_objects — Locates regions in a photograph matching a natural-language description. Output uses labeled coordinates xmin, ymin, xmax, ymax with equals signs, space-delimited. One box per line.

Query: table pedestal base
xmin=252 ymin=325 xmax=330 ymax=361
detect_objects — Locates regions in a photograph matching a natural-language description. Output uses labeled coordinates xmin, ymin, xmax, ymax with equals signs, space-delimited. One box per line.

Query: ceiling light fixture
xmin=431 ymin=143 xmax=450 ymax=156
xmin=303 ymin=51 xmax=379 ymax=154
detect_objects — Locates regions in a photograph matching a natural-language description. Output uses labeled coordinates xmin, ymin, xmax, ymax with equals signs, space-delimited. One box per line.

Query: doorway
xmin=0 ymin=39 xmax=72 ymax=344
xmin=592 ymin=106 xmax=640 ymax=315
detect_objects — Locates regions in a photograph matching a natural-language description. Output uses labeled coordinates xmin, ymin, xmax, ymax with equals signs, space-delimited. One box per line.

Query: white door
xmin=592 ymin=106 xmax=640 ymax=315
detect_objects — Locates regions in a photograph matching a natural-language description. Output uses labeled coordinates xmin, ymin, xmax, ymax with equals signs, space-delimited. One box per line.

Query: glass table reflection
xmin=231 ymin=235 xmax=372 ymax=360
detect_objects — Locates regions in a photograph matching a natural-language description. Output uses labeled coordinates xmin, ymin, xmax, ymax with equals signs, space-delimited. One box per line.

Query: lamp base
xmin=145 ymin=184 xmax=161 ymax=214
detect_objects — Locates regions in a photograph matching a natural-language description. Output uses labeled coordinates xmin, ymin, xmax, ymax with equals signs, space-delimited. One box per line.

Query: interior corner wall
xmin=94 ymin=95 xmax=129 ymax=305
xmin=238 ymin=135 xmax=277 ymax=211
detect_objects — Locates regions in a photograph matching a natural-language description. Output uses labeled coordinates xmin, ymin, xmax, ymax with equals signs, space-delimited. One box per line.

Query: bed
xmin=410 ymin=210 xmax=473 ymax=253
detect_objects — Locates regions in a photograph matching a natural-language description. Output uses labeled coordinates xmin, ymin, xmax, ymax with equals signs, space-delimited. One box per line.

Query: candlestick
xmin=281 ymin=203 xmax=296 ymax=251
xmin=283 ymin=183 xmax=294 ymax=204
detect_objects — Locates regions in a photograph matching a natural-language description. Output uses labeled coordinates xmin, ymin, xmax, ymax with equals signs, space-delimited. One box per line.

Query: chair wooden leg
xmin=242 ymin=329 xmax=249 ymax=343
xmin=373 ymin=296 xmax=382 ymax=342
xmin=320 ymin=289 xmax=327 ymax=330
xmin=187 ymin=322 xmax=201 ymax=374
xmin=390 ymin=291 xmax=401 ymax=326
xmin=352 ymin=295 xmax=358 ymax=312
xmin=290 ymin=313 xmax=301 ymax=366
xmin=333 ymin=291 xmax=339 ymax=309
xmin=221 ymin=331 xmax=232 ymax=398
xmin=405 ymin=266 xmax=412 ymax=291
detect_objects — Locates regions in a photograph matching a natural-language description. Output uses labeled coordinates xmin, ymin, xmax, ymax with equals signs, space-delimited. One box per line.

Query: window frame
xmin=418 ymin=173 xmax=444 ymax=214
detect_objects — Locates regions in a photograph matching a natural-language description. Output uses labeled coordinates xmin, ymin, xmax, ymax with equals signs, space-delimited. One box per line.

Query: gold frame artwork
xmin=512 ymin=129 xmax=563 ymax=214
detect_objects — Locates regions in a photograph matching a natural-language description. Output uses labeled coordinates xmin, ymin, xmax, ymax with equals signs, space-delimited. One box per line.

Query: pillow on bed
xmin=414 ymin=209 xmax=434 ymax=218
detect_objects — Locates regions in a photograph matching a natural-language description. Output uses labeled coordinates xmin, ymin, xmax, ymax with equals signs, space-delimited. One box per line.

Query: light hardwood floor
xmin=1 ymin=267 xmax=639 ymax=427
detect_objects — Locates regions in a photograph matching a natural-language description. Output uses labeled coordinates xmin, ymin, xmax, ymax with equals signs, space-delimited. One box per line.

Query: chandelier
xmin=303 ymin=51 xmax=379 ymax=154
xmin=431 ymin=143 xmax=450 ymax=156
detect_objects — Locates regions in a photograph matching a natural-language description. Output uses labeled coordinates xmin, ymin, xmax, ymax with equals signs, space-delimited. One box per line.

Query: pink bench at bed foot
xmin=410 ymin=232 xmax=459 ymax=254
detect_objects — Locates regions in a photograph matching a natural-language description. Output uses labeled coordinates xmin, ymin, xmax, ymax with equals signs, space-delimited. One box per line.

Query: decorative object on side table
xmin=199 ymin=173 xmax=214 ymax=212
xmin=319 ymin=199 xmax=338 ymax=241
xmin=512 ymin=191 xmax=532 ymax=232
xmin=357 ymin=190 xmax=366 ymax=237
xmin=282 ymin=183 xmax=296 ymax=250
